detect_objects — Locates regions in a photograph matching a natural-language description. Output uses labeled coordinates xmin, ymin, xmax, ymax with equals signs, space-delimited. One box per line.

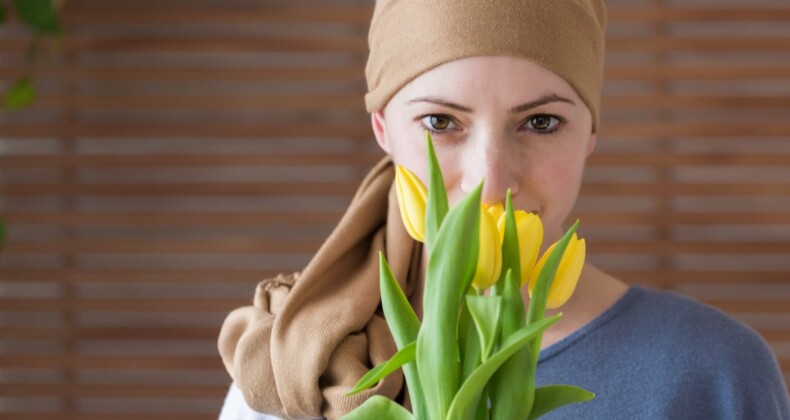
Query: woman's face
xmin=370 ymin=55 xmax=596 ymax=245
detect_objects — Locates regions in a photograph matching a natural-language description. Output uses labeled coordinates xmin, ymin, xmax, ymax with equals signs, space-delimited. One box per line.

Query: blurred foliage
xmin=2 ymin=0 xmax=65 ymax=109
xmin=14 ymin=0 xmax=63 ymax=34
xmin=4 ymin=75 xmax=35 ymax=109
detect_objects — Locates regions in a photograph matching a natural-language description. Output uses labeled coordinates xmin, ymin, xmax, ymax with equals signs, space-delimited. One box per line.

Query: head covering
xmin=364 ymin=0 xmax=607 ymax=133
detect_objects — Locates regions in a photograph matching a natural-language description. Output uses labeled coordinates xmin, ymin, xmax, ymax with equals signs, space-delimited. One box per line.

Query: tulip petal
xmin=395 ymin=165 xmax=427 ymax=242
xmin=515 ymin=212 xmax=543 ymax=287
xmin=472 ymin=209 xmax=502 ymax=291
xmin=546 ymin=237 xmax=585 ymax=309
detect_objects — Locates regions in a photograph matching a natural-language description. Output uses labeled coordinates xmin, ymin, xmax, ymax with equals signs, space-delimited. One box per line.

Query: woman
xmin=218 ymin=0 xmax=790 ymax=419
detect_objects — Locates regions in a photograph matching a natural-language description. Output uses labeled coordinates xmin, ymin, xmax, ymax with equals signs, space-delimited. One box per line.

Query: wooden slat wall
xmin=1 ymin=0 xmax=788 ymax=417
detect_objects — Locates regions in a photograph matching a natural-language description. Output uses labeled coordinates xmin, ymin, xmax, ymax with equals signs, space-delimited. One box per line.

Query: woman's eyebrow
xmin=510 ymin=94 xmax=576 ymax=113
xmin=406 ymin=94 xmax=575 ymax=113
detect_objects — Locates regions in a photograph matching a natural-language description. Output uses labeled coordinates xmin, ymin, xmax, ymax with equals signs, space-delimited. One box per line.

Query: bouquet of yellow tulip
xmin=341 ymin=132 xmax=594 ymax=419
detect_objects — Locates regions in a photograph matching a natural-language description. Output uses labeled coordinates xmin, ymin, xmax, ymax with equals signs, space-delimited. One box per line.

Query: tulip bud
xmin=495 ymin=210 xmax=543 ymax=287
xmin=527 ymin=233 xmax=585 ymax=309
xmin=472 ymin=208 xmax=502 ymax=291
xmin=395 ymin=164 xmax=428 ymax=242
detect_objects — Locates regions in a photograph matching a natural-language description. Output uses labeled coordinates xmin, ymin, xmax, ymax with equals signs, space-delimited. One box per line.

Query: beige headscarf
xmin=218 ymin=156 xmax=424 ymax=419
xmin=365 ymin=0 xmax=607 ymax=132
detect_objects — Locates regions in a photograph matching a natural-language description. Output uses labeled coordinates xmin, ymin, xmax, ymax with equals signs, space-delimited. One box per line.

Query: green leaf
xmin=424 ymin=131 xmax=449 ymax=252
xmin=465 ymin=294 xmax=502 ymax=361
xmin=418 ymin=178 xmax=482 ymax=419
xmin=379 ymin=252 xmax=421 ymax=347
xmin=339 ymin=395 xmax=415 ymax=420
xmin=458 ymin=292 xmax=481 ymax=383
xmin=347 ymin=341 xmax=416 ymax=396
xmin=4 ymin=77 xmax=36 ymax=109
xmin=378 ymin=252 xmax=426 ymax=419
xmin=13 ymin=0 xmax=62 ymax=34
xmin=527 ymin=384 xmax=596 ymax=420
xmin=492 ymin=190 xmax=520 ymax=297
xmin=489 ymin=268 xmax=534 ymax=419
xmin=446 ymin=313 xmax=563 ymax=420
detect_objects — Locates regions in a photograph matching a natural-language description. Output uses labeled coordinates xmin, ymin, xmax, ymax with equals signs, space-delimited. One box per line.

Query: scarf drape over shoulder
xmin=218 ymin=155 xmax=423 ymax=419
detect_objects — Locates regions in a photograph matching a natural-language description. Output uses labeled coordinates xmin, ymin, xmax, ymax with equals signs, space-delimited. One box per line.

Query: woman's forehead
xmin=390 ymin=56 xmax=580 ymax=110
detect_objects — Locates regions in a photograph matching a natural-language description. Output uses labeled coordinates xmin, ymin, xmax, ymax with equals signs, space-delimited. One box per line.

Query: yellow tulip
xmin=471 ymin=208 xmax=502 ymax=291
xmin=394 ymin=164 xmax=428 ymax=242
xmin=527 ymin=233 xmax=586 ymax=309
xmin=492 ymin=208 xmax=543 ymax=287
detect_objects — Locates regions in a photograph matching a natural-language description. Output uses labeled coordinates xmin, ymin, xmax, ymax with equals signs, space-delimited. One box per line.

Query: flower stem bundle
xmin=342 ymin=132 xmax=594 ymax=420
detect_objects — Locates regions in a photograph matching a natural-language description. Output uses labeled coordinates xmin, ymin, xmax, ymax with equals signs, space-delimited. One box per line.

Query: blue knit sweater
xmin=219 ymin=284 xmax=790 ymax=419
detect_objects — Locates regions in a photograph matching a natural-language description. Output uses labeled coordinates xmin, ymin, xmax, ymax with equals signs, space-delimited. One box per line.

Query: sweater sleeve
xmin=709 ymin=323 xmax=790 ymax=420
xmin=672 ymin=296 xmax=790 ymax=420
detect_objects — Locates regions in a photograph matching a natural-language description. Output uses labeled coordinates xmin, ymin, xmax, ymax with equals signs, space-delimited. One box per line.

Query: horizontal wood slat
xmin=2 ymin=269 xmax=789 ymax=284
xmin=0 ymin=355 xmax=221 ymax=370
xmin=0 ymin=326 xmax=217 ymax=340
xmin=0 ymin=269 xmax=288 ymax=282
xmin=5 ymin=211 xmax=790 ymax=226
xmin=4 ymin=36 xmax=790 ymax=53
xmin=3 ymin=182 xmax=789 ymax=196
xmin=0 ymin=66 xmax=364 ymax=81
xmin=0 ymin=298 xmax=244 ymax=312
xmin=4 ymin=122 xmax=790 ymax=138
xmin=52 ymin=7 xmax=790 ymax=24
xmin=4 ymin=66 xmax=790 ymax=83
xmin=13 ymin=93 xmax=790 ymax=112
xmin=3 ymin=239 xmax=790 ymax=255
xmin=0 ymin=384 xmax=228 ymax=398
xmin=5 ymin=152 xmax=790 ymax=168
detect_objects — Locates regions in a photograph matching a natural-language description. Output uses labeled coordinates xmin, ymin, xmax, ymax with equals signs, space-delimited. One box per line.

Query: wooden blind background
xmin=1 ymin=0 xmax=789 ymax=417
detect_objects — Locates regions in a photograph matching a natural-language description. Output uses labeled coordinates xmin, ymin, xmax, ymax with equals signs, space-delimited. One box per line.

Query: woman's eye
xmin=420 ymin=114 xmax=457 ymax=133
xmin=525 ymin=114 xmax=562 ymax=134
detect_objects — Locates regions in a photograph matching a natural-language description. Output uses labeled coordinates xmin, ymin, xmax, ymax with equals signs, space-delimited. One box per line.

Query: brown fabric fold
xmin=217 ymin=155 xmax=424 ymax=419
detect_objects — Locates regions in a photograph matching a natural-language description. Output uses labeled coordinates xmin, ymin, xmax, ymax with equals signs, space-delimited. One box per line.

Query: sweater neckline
xmin=538 ymin=284 xmax=645 ymax=364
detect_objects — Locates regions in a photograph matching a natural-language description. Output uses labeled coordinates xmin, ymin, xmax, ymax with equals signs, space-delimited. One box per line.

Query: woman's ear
xmin=370 ymin=110 xmax=391 ymax=154
xmin=586 ymin=132 xmax=597 ymax=157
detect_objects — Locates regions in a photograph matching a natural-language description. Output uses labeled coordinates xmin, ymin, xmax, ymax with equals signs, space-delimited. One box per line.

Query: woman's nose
xmin=460 ymin=140 xmax=519 ymax=205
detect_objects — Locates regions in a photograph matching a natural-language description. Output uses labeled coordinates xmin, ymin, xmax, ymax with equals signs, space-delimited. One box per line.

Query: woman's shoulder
xmin=632 ymin=284 xmax=781 ymax=374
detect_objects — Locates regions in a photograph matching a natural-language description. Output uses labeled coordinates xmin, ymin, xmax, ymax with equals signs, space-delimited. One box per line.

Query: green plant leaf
xmin=458 ymin=292 xmax=481 ymax=384
xmin=465 ymin=294 xmax=502 ymax=361
xmin=13 ymin=0 xmax=62 ymax=34
xmin=4 ymin=77 xmax=36 ymax=109
xmin=379 ymin=252 xmax=421 ymax=346
xmin=492 ymin=189 xmax=520 ymax=297
xmin=489 ymin=267 xmax=534 ymax=420
xmin=378 ymin=252 xmax=426 ymax=418
xmin=424 ymin=131 xmax=449 ymax=252
xmin=339 ymin=395 xmax=415 ymax=420
xmin=418 ymin=178 xmax=482 ymax=419
xmin=527 ymin=384 xmax=596 ymax=420
xmin=446 ymin=313 xmax=563 ymax=420
xmin=346 ymin=341 xmax=416 ymax=396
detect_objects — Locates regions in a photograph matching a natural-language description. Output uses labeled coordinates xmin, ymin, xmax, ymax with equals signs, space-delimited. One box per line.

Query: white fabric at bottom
xmin=218 ymin=382 xmax=284 ymax=420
